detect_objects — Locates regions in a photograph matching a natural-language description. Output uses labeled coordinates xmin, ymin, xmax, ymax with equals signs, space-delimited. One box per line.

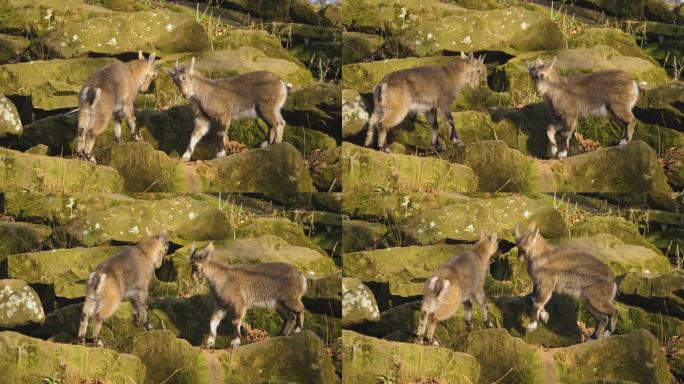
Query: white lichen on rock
xmin=342 ymin=279 xmax=380 ymax=325
xmin=0 ymin=281 xmax=45 ymax=327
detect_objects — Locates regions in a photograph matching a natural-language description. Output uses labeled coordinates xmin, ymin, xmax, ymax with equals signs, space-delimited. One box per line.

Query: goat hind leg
xmin=205 ymin=308 xmax=227 ymax=348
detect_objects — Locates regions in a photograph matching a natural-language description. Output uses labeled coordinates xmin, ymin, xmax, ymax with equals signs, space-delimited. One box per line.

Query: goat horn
xmin=175 ymin=58 xmax=179 ymax=70
xmin=190 ymin=57 xmax=195 ymax=75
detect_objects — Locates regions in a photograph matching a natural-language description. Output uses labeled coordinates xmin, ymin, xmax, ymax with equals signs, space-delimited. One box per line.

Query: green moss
xmin=342 ymin=142 xmax=477 ymax=195
xmin=342 ymin=31 xmax=384 ymax=64
xmin=342 ymin=330 xmax=480 ymax=384
xmin=0 ymin=222 xmax=52 ymax=257
xmin=236 ymin=217 xmax=324 ymax=253
xmin=0 ymin=331 xmax=145 ymax=384
xmin=617 ymin=271 xmax=684 ymax=318
xmin=568 ymin=28 xmax=656 ymax=64
xmin=0 ymin=146 xmax=123 ymax=193
xmin=570 ymin=216 xmax=661 ymax=252
xmin=341 ymin=219 xmax=387 ymax=253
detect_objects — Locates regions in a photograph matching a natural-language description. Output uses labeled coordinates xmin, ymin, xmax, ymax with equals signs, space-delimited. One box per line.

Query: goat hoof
xmin=413 ymin=336 xmax=424 ymax=345
xmin=132 ymin=315 xmax=140 ymax=326
xmin=93 ymin=338 xmax=104 ymax=347
xmin=433 ymin=144 xmax=444 ymax=152
xmin=77 ymin=337 xmax=86 ymax=346
xmin=540 ymin=311 xmax=549 ymax=323
xmin=144 ymin=323 xmax=153 ymax=331
xmin=85 ymin=155 xmax=97 ymax=165
xmin=465 ymin=320 xmax=473 ymax=331
xmin=259 ymin=141 xmax=269 ymax=148
xmin=382 ymin=147 xmax=391 ymax=153
xmin=115 ymin=137 xmax=122 ymax=145
xmin=485 ymin=320 xmax=495 ymax=329
xmin=132 ymin=133 xmax=142 ymax=142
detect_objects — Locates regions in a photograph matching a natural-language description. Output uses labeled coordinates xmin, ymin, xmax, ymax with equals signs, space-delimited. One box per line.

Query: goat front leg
xmin=425 ymin=108 xmax=441 ymax=151
xmin=204 ymin=307 xmax=227 ymax=349
xmin=131 ymin=290 xmax=152 ymax=330
xmin=443 ymin=109 xmax=460 ymax=146
xmin=216 ymin=115 xmax=231 ymax=158
xmin=473 ymin=291 xmax=494 ymax=328
xmin=123 ymin=105 xmax=140 ymax=142
xmin=182 ymin=115 xmax=210 ymax=161
xmin=546 ymin=121 xmax=560 ymax=158
xmin=528 ymin=282 xmax=553 ymax=332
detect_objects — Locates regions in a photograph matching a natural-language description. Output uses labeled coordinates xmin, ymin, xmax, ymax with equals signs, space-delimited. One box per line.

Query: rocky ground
xmin=0 ymin=192 xmax=343 ymax=383
xmin=0 ymin=0 xmax=342 ymax=194
xmin=342 ymin=0 xmax=684 ymax=198
xmin=341 ymin=192 xmax=684 ymax=383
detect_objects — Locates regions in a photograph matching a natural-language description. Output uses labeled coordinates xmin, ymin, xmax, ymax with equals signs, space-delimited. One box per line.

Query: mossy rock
xmin=235 ymin=217 xmax=325 ymax=254
xmin=341 ymin=191 xmax=467 ymax=220
xmin=342 ymin=244 xmax=471 ymax=298
xmin=609 ymin=302 xmax=684 ymax=341
xmin=342 ymin=31 xmax=384 ymax=64
xmin=0 ymin=146 xmax=123 ymax=193
xmin=451 ymin=140 xmax=542 ymax=192
xmin=0 ymin=222 xmax=52 ymax=257
xmin=0 ymin=279 xmax=45 ymax=328
xmin=560 ymin=234 xmax=671 ymax=276
xmin=398 ymin=7 xmax=563 ymax=57
xmin=342 ymin=330 xmax=480 ymax=384
xmin=289 ymin=41 xmax=341 ymax=78
xmin=213 ymin=28 xmax=301 ymax=66
xmin=341 ymin=55 xmax=453 ymax=93
xmin=0 ymin=331 xmax=145 ymax=384
xmin=341 ymin=219 xmax=387 ymax=253
xmin=552 ymin=329 xmax=672 ymax=384
xmin=568 ymin=28 xmax=657 ymax=64
xmin=399 ymin=194 xmax=567 ymax=244
xmin=617 ymin=271 xmax=684 ymax=319
xmin=342 ymin=142 xmax=477 ymax=195
xmin=224 ymin=0 xmax=324 ymax=25
xmin=341 ymin=88 xmax=369 ymax=139
xmin=570 ymin=216 xmax=660 ymax=252
xmin=283 ymin=83 xmax=342 ymax=139
xmin=0 ymin=34 xmax=29 ymax=64
xmin=342 ymin=277 xmax=380 ymax=326
xmin=0 ymin=57 xmax=117 ymax=111
xmin=311 ymin=145 xmax=342 ymax=192
xmin=194 ymin=142 xmax=315 ymax=194
xmin=1 ymin=192 xmax=135 ymax=224
xmin=0 ymin=93 xmax=21 ymax=137
xmin=98 ymin=142 xmax=204 ymax=192
xmin=64 ymin=195 xmax=233 ymax=246
xmin=45 ymin=8 xmax=210 ymax=58
xmin=494 ymin=46 xmax=669 ymax=97
xmin=0 ymin=0 xmax=113 ymax=36
xmin=635 ymin=81 xmax=684 ymax=131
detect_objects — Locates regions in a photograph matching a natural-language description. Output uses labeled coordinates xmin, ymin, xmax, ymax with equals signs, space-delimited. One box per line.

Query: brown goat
xmin=527 ymin=57 xmax=640 ymax=159
xmin=365 ymin=52 xmax=485 ymax=152
xmin=515 ymin=222 xmax=618 ymax=340
xmin=167 ymin=58 xmax=290 ymax=161
xmin=77 ymin=231 xmax=169 ymax=346
xmin=414 ymin=233 xmax=498 ymax=346
xmin=190 ymin=242 xmax=307 ymax=348
xmin=76 ymin=51 xmax=157 ymax=163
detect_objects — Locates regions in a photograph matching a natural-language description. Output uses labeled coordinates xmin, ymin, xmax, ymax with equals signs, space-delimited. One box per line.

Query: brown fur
xmin=414 ymin=233 xmax=498 ymax=346
xmin=167 ymin=58 xmax=290 ymax=161
xmin=77 ymin=231 xmax=169 ymax=346
xmin=527 ymin=57 xmax=639 ymax=159
xmin=515 ymin=222 xmax=618 ymax=339
xmin=365 ymin=52 xmax=485 ymax=152
xmin=190 ymin=242 xmax=307 ymax=348
xmin=76 ymin=51 xmax=157 ymax=163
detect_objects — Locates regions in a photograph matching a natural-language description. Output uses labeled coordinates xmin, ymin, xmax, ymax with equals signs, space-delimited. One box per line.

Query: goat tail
xmin=85 ymin=271 xmax=107 ymax=301
xmin=373 ymin=82 xmax=387 ymax=104
xmin=79 ymin=86 xmax=101 ymax=107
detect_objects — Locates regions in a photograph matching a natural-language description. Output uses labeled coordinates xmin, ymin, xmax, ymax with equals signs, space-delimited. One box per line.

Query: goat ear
xmin=514 ymin=224 xmax=521 ymax=240
xmin=138 ymin=50 xmax=144 ymax=60
xmin=190 ymin=241 xmax=196 ymax=254
xmin=175 ymin=58 xmax=180 ymax=71
xmin=535 ymin=55 xmax=543 ymax=67
xmin=467 ymin=52 xmax=474 ymax=62
xmin=190 ymin=57 xmax=195 ymax=75
xmin=490 ymin=232 xmax=497 ymax=245
xmin=159 ymin=229 xmax=168 ymax=241
xmin=145 ymin=228 xmax=152 ymax=237
xmin=479 ymin=54 xmax=486 ymax=63
xmin=205 ymin=241 xmax=214 ymax=253
xmin=148 ymin=52 xmax=156 ymax=63
xmin=460 ymin=51 xmax=467 ymax=59
xmin=526 ymin=60 xmax=532 ymax=71
xmin=548 ymin=56 xmax=557 ymax=71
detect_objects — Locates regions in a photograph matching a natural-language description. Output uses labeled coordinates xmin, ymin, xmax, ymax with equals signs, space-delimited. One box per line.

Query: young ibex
xmin=414 ymin=233 xmax=498 ymax=346
xmin=78 ymin=231 xmax=169 ymax=346
xmin=365 ymin=52 xmax=485 ymax=152
xmin=77 ymin=51 xmax=157 ymax=163
xmin=527 ymin=56 xmax=640 ymax=159
xmin=167 ymin=58 xmax=290 ymax=161
xmin=515 ymin=222 xmax=618 ymax=339
xmin=190 ymin=242 xmax=307 ymax=348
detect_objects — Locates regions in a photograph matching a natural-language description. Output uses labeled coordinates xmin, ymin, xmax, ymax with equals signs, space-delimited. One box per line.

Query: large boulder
xmin=342 ymin=0 xmax=468 ymax=33
xmin=342 ymin=244 xmax=471 ymax=298
xmin=398 ymin=194 xmax=567 ymax=245
xmin=235 ymin=217 xmax=324 ymax=253
xmin=0 ymin=93 xmax=21 ymax=136
xmin=342 ymin=330 xmax=480 ymax=384
xmin=342 ymin=191 xmax=467 ymax=220
xmin=570 ymin=215 xmax=660 ymax=252
xmin=342 ymin=142 xmax=477 ymax=195
xmin=341 ymin=219 xmax=387 ymax=253
xmin=342 ymin=277 xmax=380 ymax=326
xmin=0 ymin=279 xmax=45 ymax=328
xmin=342 ymin=88 xmax=369 ymax=139
xmin=1 ymin=192 xmax=137 ymax=223
xmin=0 ymin=0 xmax=112 ymax=36
xmin=342 ymin=31 xmax=384 ymax=64
xmin=0 ymin=147 xmax=123 ymax=192
xmin=0 ymin=331 xmax=145 ymax=384
xmin=494 ymin=46 xmax=669 ymax=96
xmin=398 ymin=6 xmax=563 ymax=57
xmin=44 ymin=8 xmax=209 ymax=58
xmin=618 ymin=271 xmax=684 ymax=319
xmin=98 ymin=142 xmax=203 ymax=192
xmin=194 ymin=142 xmax=315 ymax=194
xmin=282 ymin=83 xmax=342 ymax=138
xmin=0 ymin=222 xmax=52 ymax=257
xmin=64 ymin=195 xmax=233 ymax=246
xmin=342 ymin=55 xmax=453 ymax=93
xmin=0 ymin=57 xmax=116 ymax=111
xmin=311 ymin=145 xmax=342 ymax=192
xmin=636 ymin=81 xmax=684 ymax=131
xmin=560 ymin=234 xmax=671 ymax=276
xmin=568 ymin=27 xmax=657 ymax=63
xmin=0 ymin=34 xmax=30 ymax=63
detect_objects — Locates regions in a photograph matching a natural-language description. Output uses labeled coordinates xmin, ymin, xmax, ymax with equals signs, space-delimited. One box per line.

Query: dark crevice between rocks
xmin=86 ymin=51 xmax=162 ymax=63
xmin=303 ymin=297 xmax=340 ymax=318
